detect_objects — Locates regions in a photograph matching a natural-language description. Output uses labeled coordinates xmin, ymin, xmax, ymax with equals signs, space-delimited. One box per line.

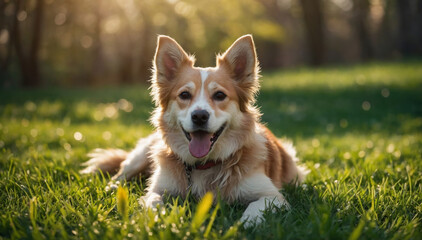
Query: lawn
xmin=1 ymin=61 xmax=421 ymax=239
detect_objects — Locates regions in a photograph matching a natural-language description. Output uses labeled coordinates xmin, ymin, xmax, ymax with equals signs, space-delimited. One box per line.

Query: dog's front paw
xmin=139 ymin=192 xmax=164 ymax=209
xmin=240 ymin=210 xmax=264 ymax=228
xmin=240 ymin=199 xmax=265 ymax=227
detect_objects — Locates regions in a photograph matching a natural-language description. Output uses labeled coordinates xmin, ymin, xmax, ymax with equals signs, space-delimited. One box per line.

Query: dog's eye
xmin=213 ymin=91 xmax=226 ymax=101
xmin=179 ymin=91 xmax=192 ymax=100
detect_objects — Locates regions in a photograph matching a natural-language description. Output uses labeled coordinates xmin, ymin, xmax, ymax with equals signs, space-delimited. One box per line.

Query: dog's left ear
xmin=218 ymin=35 xmax=259 ymax=82
xmin=154 ymin=35 xmax=193 ymax=82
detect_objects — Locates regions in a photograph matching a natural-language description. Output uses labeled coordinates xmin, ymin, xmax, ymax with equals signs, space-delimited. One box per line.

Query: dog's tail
xmin=281 ymin=141 xmax=310 ymax=184
xmin=80 ymin=148 xmax=128 ymax=175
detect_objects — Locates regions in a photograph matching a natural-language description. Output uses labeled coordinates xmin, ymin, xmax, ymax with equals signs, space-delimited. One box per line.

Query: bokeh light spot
xmin=102 ymin=131 xmax=112 ymax=141
xmin=312 ymin=138 xmax=320 ymax=148
xmin=104 ymin=16 xmax=121 ymax=34
xmin=80 ymin=36 xmax=93 ymax=48
xmin=0 ymin=29 xmax=9 ymax=44
xmin=74 ymin=131 xmax=83 ymax=141
xmin=105 ymin=105 xmax=118 ymax=118
xmin=362 ymin=101 xmax=371 ymax=111
xmin=21 ymin=119 xmax=29 ymax=127
xmin=25 ymin=101 xmax=37 ymax=112
xmin=340 ymin=119 xmax=348 ymax=128
xmin=17 ymin=11 xmax=27 ymax=21
xmin=386 ymin=143 xmax=394 ymax=153
xmin=55 ymin=13 xmax=67 ymax=25
xmin=381 ymin=88 xmax=390 ymax=98
xmin=64 ymin=143 xmax=72 ymax=151
xmin=30 ymin=129 xmax=38 ymax=138
xmin=56 ymin=128 xmax=64 ymax=136
xmin=94 ymin=111 xmax=104 ymax=121
xmin=117 ymin=99 xmax=133 ymax=112
xmin=343 ymin=152 xmax=351 ymax=159
xmin=355 ymin=74 xmax=366 ymax=85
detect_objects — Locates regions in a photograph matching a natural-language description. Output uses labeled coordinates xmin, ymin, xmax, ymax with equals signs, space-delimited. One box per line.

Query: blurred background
xmin=0 ymin=0 xmax=421 ymax=88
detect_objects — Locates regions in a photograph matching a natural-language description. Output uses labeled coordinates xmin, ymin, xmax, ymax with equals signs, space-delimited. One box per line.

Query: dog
xmin=81 ymin=35 xmax=307 ymax=226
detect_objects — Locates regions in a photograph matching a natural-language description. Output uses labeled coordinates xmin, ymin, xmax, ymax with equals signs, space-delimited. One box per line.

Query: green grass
xmin=1 ymin=61 xmax=422 ymax=239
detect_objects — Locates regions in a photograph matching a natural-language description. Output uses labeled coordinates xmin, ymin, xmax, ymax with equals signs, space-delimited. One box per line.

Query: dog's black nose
xmin=191 ymin=110 xmax=210 ymax=126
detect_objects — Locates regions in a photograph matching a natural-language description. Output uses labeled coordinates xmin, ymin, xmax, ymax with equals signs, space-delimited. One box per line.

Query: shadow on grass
xmin=259 ymin=84 xmax=422 ymax=137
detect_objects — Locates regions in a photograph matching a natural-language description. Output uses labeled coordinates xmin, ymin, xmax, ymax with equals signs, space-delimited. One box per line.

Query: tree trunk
xmin=299 ymin=0 xmax=325 ymax=66
xmin=397 ymin=0 xmax=412 ymax=56
xmin=255 ymin=0 xmax=285 ymax=68
xmin=138 ymin=3 xmax=154 ymax=83
xmin=13 ymin=0 xmax=44 ymax=88
xmin=0 ymin=2 xmax=13 ymax=72
xmin=90 ymin=1 xmax=105 ymax=86
xmin=352 ymin=0 xmax=373 ymax=60
xmin=417 ymin=0 xmax=422 ymax=54
xmin=119 ymin=47 xmax=134 ymax=85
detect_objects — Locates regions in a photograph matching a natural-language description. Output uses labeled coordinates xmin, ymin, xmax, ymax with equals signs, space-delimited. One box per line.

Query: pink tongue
xmin=189 ymin=131 xmax=213 ymax=158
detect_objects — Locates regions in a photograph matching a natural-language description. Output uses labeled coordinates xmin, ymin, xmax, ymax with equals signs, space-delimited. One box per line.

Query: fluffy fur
xmin=81 ymin=35 xmax=308 ymax=227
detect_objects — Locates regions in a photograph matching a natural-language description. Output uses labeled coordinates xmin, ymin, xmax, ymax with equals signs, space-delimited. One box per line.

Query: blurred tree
xmin=137 ymin=0 xmax=156 ymax=83
xmin=13 ymin=0 xmax=44 ymax=87
xmin=397 ymin=0 xmax=412 ymax=56
xmin=418 ymin=0 xmax=422 ymax=54
xmin=299 ymin=0 xmax=325 ymax=66
xmin=1 ymin=0 xmax=421 ymax=88
xmin=256 ymin=0 xmax=288 ymax=68
xmin=0 ymin=1 xmax=13 ymax=74
xmin=90 ymin=0 xmax=105 ymax=86
xmin=396 ymin=0 xmax=422 ymax=56
xmin=352 ymin=0 xmax=373 ymax=60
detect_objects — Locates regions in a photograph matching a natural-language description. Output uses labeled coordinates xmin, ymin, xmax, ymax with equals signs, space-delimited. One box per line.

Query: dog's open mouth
xmin=182 ymin=123 xmax=226 ymax=158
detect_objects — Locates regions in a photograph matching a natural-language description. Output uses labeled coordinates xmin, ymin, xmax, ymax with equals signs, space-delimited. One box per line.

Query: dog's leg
xmin=140 ymin=164 xmax=183 ymax=208
xmin=237 ymin=172 xmax=290 ymax=227
xmin=112 ymin=132 xmax=160 ymax=181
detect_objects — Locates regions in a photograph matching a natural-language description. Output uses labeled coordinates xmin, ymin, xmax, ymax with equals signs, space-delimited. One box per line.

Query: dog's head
xmin=151 ymin=35 xmax=260 ymax=163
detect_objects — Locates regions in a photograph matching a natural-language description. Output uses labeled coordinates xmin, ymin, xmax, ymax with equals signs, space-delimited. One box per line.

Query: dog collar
xmin=183 ymin=160 xmax=221 ymax=191
xmin=195 ymin=161 xmax=220 ymax=170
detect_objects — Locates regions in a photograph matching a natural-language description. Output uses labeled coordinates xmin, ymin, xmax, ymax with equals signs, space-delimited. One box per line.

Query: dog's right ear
xmin=153 ymin=35 xmax=193 ymax=82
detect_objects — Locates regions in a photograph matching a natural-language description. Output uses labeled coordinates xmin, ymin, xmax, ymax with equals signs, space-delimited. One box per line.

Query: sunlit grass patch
xmin=1 ymin=61 xmax=421 ymax=239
